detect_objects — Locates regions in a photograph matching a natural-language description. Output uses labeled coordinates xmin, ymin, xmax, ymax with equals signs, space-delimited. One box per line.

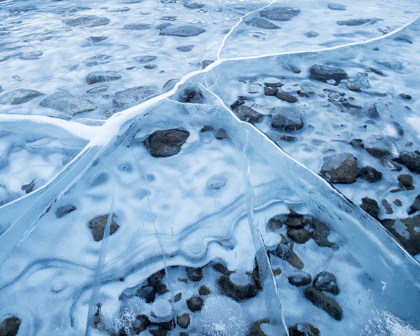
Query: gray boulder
xmin=313 ymin=271 xmax=340 ymax=295
xmin=86 ymin=71 xmax=121 ymax=85
xmin=145 ymin=129 xmax=190 ymax=158
xmin=397 ymin=151 xmax=420 ymax=173
xmin=303 ymin=287 xmax=343 ymax=320
xmin=40 ymin=92 xmax=97 ymax=115
xmin=276 ymin=91 xmax=298 ymax=103
xmin=246 ymin=18 xmax=280 ymax=29
xmin=259 ymin=7 xmax=300 ymax=21
xmin=64 ymin=15 xmax=110 ymax=27
xmin=160 ymin=25 xmax=205 ymax=37
xmin=0 ymin=89 xmax=44 ymax=105
xmin=271 ymin=106 xmax=304 ymax=132
xmin=234 ymin=105 xmax=264 ymax=123
xmin=309 ymin=64 xmax=348 ymax=82
xmin=88 ymin=214 xmax=120 ymax=242
xmin=113 ymin=86 xmax=158 ymax=112
xmin=321 ymin=153 xmax=358 ymax=184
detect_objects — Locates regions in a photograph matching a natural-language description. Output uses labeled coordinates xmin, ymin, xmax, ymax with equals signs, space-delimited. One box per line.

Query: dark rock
xmin=201 ymin=60 xmax=214 ymax=69
xmin=186 ymin=267 xmax=203 ymax=282
xmin=397 ymin=151 xmax=420 ymax=173
xmin=144 ymin=64 xmax=157 ymax=69
xmin=87 ymin=85 xmax=108 ymax=94
xmin=88 ymin=36 xmax=108 ymax=43
xmin=217 ymin=272 xmax=258 ymax=301
xmin=264 ymin=82 xmax=284 ymax=88
xmin=113 ymin=86 xmax=158 ymax=112
xmin=394 ymin=35 xmax=413 ymax=44
xmin=309 ymin=64 xmax=348 ymax=82
xmin=160 ymin=25 xmax=205 ymax=37
xmin=177 ymin=313 xmax=190 ymax=329
xmin=246 ymin=18 xmax=280 ymax=29
xmin=398 ymin=174 xmax=413 ymax=188
xmin=369 ymin=67 xmax=385 ymax=76
xmin=337 ymin=18 xmax=379 ymax=26
xmin=201 ymin=125 xmax=214 ymax=133
xmin=311 ymin=218 xmax=336 ymax=249
xmin=176 ymin=86 xmax=205 ymax=103
xmin=328 ymin=3 xmax=346 ymax=10
xmin=305 ymin=31 xmax=319 ymax=38
xmin=147 ymin=269 xmax=165 ymax=288
xmin=156 ymin=23 xmax=172 ymax=30
xmin=86 ymin=71 xmax=121 ymax=85
xmin=313 ymin=271 xmax=340 ymax=295
xmin=88 ymin=214 xmax=119 ymax=242
xmin=183 ymin=2 xmax=204 ymax=9
xmin=212 ymin=263 xmax=228 ymax=273
xmin=149 ymin=328 xmax=167 ymax=336
xmin=0 ymin=89 xmax=44 ymax=105
xmin=247 ymin=319 xmax=271 ymax=336
xmin=133 ymin=55 xmax=157 ymax=63
xmin=136 ymin=285 xmax=155 ymax=303
xmin=83 ymin=54 xmax=111 ymax=67
xmin=382 ymin=199 xmax=393 ymax=214
xmin=280 ymin=135 xmax=296 ymax=142
xmin=284 ymin=211 xmax=306 ymax=228
xmin=276 ymin=91 xmax=298 ymax=103
xmin=381 ymin=214 xmax=420 ymax=255
xmin=359 ymin=166 xmax=382 ymax=183
xmin=394 ymin=199 xmax=402 ymax=206
xmin=264 ymin=86 xmax=278 ymax=96
xmin=320 ymin=153 xmax=358 ymax=184
xmin=288 ymin=229 xmax=311 ymax=244
xmin=271 ymin=106 xmax=304 ymax=132
xmin=408 ymin=195 xmax=420 ymax=215
xmin=303 ymin=287 xmax=343 ymax=320
xmin=198 ymin=285 xmax=211 ymax=295
xmin=349 ymin=138 xmax=364 ymax=148
xmin=64 ymin=15 xmax=110 ymax=27
xmin=177 ymin=45 xmax=194 ymax=52
xmin=367 ymin=105 xmax=380 ymax=118
xmin=288 ymin=323 xmax=320 ymax=336
xmin=260 ymin=7 xmax=300 ymax=21
xmin=215 ymin=128 xmax=230 ymax=140
xmin=0 ymin=316 xmax=21 ymax=336
xmin=360 ymin=197 xmax=380 ymax=219
xmin=123 ymin=23 xmax=151 ymax=30
xmin=273 ymin=235 xmax=304 ymax=269
xmin=56 ymin=204 xmax=76 ymax=218
xmin=288 ymin=253 xmax=304 ymax=269
xmin=268 ymin=217 xmax=283 ymax=230
xmin=40 ymin=92 xmax=97 ymax=115
xmin=174 ymin=293 xmax=182 ymax=302
xmin=145 ymin=129 xmax=189 ymax=158
xmin=230 ymin=98 xmax=245 ymax=110
xmin=399 ymin=93 xmax=412 ymax=100
xmin=234 ymin=105 xmax=263 ymax=123
xmin=288 ymin=271 xmax=312 ymax=287
xmin=365 ymin=146 xmax=392 ymax=160
xmin=186 ymin=295 xmax=204 ymax=312
xmin=133 ymin=315 xmax=150 ymax=334
xmin=160 ymin=16 xmax=178 ymax=21
xmin=21 ymin=180 xmax=35 ymax=194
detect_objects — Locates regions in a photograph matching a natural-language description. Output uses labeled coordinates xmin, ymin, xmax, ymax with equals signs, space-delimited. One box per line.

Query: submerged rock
xmin=64 ymin=15 xmax=110 ymax=27
xmin=86 ymin=71 xmax=121 ymax=85
xmin=276 ymin=91 xmax=298 ymax=103
xmin=40 ymin=92 xmax=97 ymax=115
xmin=303 ymin=287 xmax=343 ymax=320
xmin=186 ymin=267 xmax=203 ymax=281
xmin=246 ymin=18 xmax=280 ymax=29
xmin=0 ymin=316 xmax=21 ymax=336
xmin=360 ymin=197 xmax=380 ymax=219
xmin=337 ymin=18 xmax=380 ymax=26
xmin=398 ymin=174 xmax=414 ymax=189
xmin=328 ymin=3 xmax=346 ymax=10
xmin=123 ymin=23 xmax=151 ymax=30
xmin=288 ymin=271 xmax=312 ymax=287
xmin=186 ymin=295 xmax=204 ymax=312
xmin=397 ymin=151 xmax=420 ymax=174
xmin=309 ymin=64 xmax=348 ymax=82
xmin=381 ymin=214 xmax=420 ymax=255
xmin=217 ymin=272 xmax=258 ymax=301
xmin=145 ymin=129 xmax=190 ymax=158
xmin=313 ymin=271 xmax=340 ymax=295
xmin=259 ymin=7 xmax=300 ymax=21
xmin=288 ymin=323 xmax=320 ymax=336
xmin=113 ymin=86 xmax=158 ymax=112
xmin=359 ymin=166 xmax=382 ymax=183
xmin=0 ymin=89 xmax=44 ymax=105
xmin=321 ymin=153 xmax=358 ymax=184
xmin=160 ymin=25 xmax=205 ymax=37
xmin=288 ymin=229 xmax=311 ymax=244
xmin=177 ymin=313 xmax=190 ymax=329
xmin=271 ymin=106 xmax=304 ymax=132
xmin=234 ymin=105 xmax=264 ymax=123
xmin=408 ymin=195 xmax=420 ymax=215
xmin=88 ymin=214 xmax=120 ymax=242
xmin=56 ymin=204 xmax=77 ymax=218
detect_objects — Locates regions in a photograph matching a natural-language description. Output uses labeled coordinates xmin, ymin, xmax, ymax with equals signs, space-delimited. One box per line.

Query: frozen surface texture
xmin=0 ymin=0 xmax=420 ymax=335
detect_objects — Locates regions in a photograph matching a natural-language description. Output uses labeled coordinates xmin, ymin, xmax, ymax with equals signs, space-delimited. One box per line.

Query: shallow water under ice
xmin=0 ymin=0 xmax=420 ymax=336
